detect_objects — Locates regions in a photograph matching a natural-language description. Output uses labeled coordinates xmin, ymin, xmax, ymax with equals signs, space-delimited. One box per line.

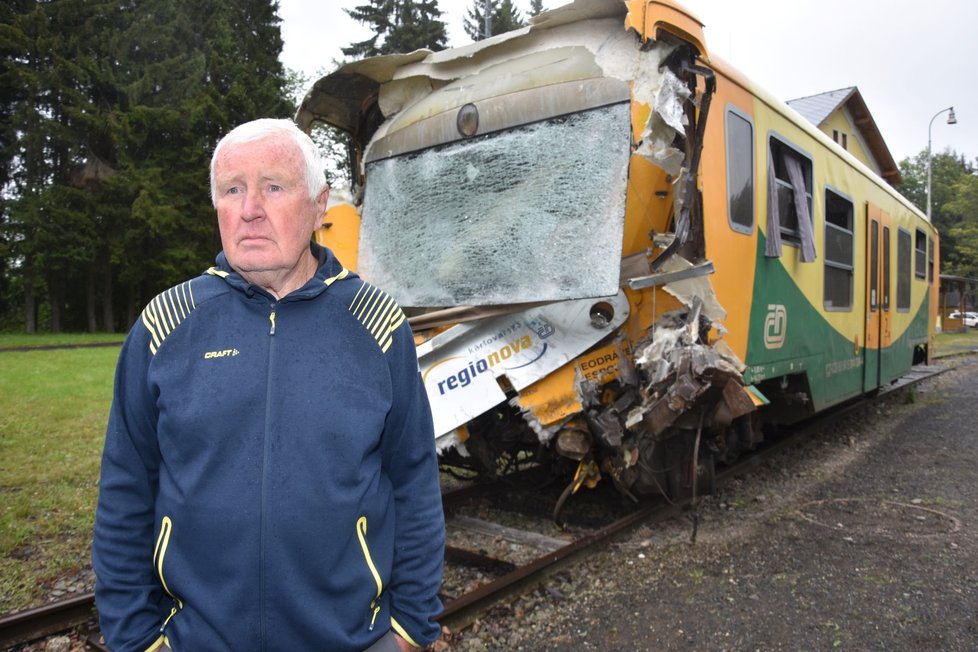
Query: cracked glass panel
xmin=359 ymin=102 xmax=631 ymax=307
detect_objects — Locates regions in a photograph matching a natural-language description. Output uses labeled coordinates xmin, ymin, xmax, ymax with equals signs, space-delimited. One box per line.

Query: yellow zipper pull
xmin=369 ymin=603 xmax=380 ymax=631
xmin=269 ymin=310 xmax=276 ymax=335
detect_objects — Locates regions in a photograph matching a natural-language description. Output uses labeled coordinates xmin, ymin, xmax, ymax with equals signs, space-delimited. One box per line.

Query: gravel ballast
xmin=438 ymin=358 xmax=978 ymax=651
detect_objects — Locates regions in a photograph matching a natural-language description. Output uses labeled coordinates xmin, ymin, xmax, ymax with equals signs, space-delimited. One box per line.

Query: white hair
xmin=210 ymin=118 xmax=326 ymax=207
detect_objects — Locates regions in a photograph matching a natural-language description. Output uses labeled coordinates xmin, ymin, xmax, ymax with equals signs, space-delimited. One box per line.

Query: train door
xmin=863 ymin=203 xmax=892 ymax=391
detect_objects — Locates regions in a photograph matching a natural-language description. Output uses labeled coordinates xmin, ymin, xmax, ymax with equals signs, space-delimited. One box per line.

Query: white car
xmin=949 ymin=311 xmax=978 ymax=328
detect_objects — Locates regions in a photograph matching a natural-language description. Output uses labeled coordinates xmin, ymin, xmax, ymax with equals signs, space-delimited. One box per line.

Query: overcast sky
xmin=277 ymin=0 xmax=976 ymax=165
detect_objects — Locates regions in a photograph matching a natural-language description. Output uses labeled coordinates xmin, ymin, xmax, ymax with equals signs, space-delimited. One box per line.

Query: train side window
xmin=823 ymin=188 xmax=853 ymax=310
xmin=766 ymin=135 xmax=815 ymax=261
xmin=928 ymin=238 xmax=935 ymax=284
xmin=914 ymin=229 xmax=927 ymax=279
xmin=883 ymin=226 xmax=891 ymax=310
xmin=725 ymin=107 xmax=754 ymax=234
xmin=869 ymin=224 xmax=879 ymax=311
xmin=897 ymin=228 xmax=911 ymax=311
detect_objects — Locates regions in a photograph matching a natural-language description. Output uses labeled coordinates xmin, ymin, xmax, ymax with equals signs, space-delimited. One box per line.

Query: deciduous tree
xmin=899 ymin=149 xmax=977 ymax=277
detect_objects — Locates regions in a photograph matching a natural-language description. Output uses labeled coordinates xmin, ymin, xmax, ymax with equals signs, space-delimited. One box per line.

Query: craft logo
xmin=204 ymin=348 xmax=239 ymax=359
xmin=763 ymin=304 xmax=787 ymax=349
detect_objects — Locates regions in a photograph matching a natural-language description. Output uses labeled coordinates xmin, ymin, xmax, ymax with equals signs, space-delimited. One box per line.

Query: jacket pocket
xmin=355 ymin=516 xmax=384 ymax=631
xmin=153 ymin=516 xmax=183 ymax=628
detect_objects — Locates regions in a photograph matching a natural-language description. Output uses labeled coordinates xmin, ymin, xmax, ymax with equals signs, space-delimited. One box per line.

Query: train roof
xmin=295 ymin=0 xmax=698 ymax=134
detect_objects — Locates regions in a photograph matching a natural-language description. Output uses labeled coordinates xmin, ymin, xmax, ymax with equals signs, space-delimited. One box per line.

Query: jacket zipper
xmin=259 ymin=302 xmax=278 ymax=651
xmin=153 ymin=516 xmax=182 ymax=629
xmin=356 ymin=516 xmax=384 ymax=630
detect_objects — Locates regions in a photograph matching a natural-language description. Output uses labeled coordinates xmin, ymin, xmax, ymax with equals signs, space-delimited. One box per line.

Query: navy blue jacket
xmin=93 ymin=244 xmax=444 ymax=651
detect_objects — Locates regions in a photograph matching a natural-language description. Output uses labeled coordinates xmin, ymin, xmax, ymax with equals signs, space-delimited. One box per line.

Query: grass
xmin=0 ymin=332 xmax=125 ymax=350
xmin=0 ymin=326 xmax=972 ymax=615
xmin=0 ymin=342 xmax=120 ymax=612
xmin=934 ymin=328 xmax=978 ymax=357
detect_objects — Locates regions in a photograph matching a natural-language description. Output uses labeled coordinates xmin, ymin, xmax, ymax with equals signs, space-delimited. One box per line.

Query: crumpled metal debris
xmin=631 ymin=298 xmax=752 ymax=438
xmin=559 ymin=292 xmax=755 ymax=497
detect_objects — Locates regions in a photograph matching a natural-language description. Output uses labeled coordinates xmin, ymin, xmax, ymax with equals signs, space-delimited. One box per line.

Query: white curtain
xmin=783 ymin=154 xmax=817 ymax=262
xmin=765 ymin=152 xmax=782 ymax=257
xmin=766 ymin=147 xmax=816 ymax=262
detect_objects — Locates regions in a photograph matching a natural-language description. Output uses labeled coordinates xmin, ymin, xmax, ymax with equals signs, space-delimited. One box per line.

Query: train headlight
xmin=456 ymin=103 xmax=479 ymax=137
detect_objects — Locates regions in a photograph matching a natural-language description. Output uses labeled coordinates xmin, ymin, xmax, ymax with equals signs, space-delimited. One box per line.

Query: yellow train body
xmin=299 ymin=0 xmax=937 ymax=498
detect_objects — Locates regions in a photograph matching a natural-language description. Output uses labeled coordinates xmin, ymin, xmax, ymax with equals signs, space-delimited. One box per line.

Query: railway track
xmin=0 ymin=363 xmax=949 ymax=650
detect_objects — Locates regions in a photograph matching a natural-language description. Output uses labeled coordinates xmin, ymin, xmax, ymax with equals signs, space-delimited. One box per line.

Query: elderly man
xmin=93 ymin=118 xmax=445 ymax=652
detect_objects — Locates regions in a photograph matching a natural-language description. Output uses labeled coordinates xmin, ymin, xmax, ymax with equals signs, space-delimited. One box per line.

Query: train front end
xmin=298 ymin=0 xmax=754 ymax=501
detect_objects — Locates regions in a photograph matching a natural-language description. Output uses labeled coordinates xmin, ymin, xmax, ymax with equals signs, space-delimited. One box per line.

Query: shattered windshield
xmin=359 ymin=102 xmax=631 ymax=307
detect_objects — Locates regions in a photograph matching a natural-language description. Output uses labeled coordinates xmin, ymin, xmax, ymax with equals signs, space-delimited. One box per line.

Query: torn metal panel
xmin=295 ymin=51 xmax=430 ymax=133
xmin=594 ymin=33 xmax=687 ymax=177
xmin=297 ymin=1 xmax=627 ymax=134
xmin=369 ymin=48 xmax=620 ymax=163
xmin=378 ymin=76 xmax=438 ymax=119
xmin=619 ymin=249 xmax=653 ymax=284
xmin=657 ymin=254 xmax=727 ymax=324
xmin=711 ymin=378 xmax=757 ymax=430
xmin=512 ymin=337 xmax=636 ymax=442
xmin=420 ymin=292 xmax=630 ymax=445
xmin=630 ymin=304 xmax=751 ymax=442
xmin=627 ymin=260 xmax=713 ymax=290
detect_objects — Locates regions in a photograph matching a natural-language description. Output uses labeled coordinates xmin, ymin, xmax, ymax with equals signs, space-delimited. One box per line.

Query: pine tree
xmin=106 ymin=0 xmax=294 ymax=325
xmin=496 ymin=0 xmax=524 ymax=33
xmin=342 ymin=0 xmax=395 ymax=58
xmin=407 ymin=0 xmax=448 ymax=52
xmin=0 ymin=0 xmax=116 ymax=331
xmin=463 ymin=0 xmax=525 ymax=41
xmin=344 ymin=0 xmax=447 ymax=58
xmin=0 ymin=0 xmax=294 ymax=331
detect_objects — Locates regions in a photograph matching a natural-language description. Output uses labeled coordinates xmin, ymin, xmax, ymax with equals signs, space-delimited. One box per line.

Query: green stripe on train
xmin=741 ymin=234 xmax=929 ymax=410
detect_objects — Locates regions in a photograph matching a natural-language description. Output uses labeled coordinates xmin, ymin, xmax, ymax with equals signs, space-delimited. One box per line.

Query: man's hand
xmin=393 ymin=632 xmax=414 ymax=651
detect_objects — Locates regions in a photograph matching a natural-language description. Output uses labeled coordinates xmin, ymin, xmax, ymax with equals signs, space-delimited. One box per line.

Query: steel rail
xmin=435 ymin=362 xmax=951 ymax=630
xmin=437 ymin=499 xmax=671 ymax=632
xmin=0 ymin=592 xmax=96 ymax=650
xmin=0 ymin=363 xmax=951 ymax=647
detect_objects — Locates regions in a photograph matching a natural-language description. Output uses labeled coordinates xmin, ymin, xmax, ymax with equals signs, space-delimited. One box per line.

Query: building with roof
xmin=787 ymin=87 xmax=902 ymax=187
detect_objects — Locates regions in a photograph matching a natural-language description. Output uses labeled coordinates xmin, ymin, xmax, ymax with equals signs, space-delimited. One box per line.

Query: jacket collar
xmin=209 ymin=243 xmax=347 ymax=301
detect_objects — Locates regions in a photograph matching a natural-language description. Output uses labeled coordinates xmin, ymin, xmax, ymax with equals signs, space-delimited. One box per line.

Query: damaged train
xmin=296 ymin=0 xmax=939 ymax=503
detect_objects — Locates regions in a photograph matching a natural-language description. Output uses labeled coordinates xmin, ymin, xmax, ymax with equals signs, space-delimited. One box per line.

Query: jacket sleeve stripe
xmin=348 ymin=281 xmax=406 ymax=353
xmin=362 ymin=289 xmax=390 ymax=334
xmin=139 ymin=281 xmax=198 ymax=356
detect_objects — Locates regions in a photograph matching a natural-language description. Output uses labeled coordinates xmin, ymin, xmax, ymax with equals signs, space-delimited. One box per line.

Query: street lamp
xmin=927 ymin=106 xmax=957 ymax=221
